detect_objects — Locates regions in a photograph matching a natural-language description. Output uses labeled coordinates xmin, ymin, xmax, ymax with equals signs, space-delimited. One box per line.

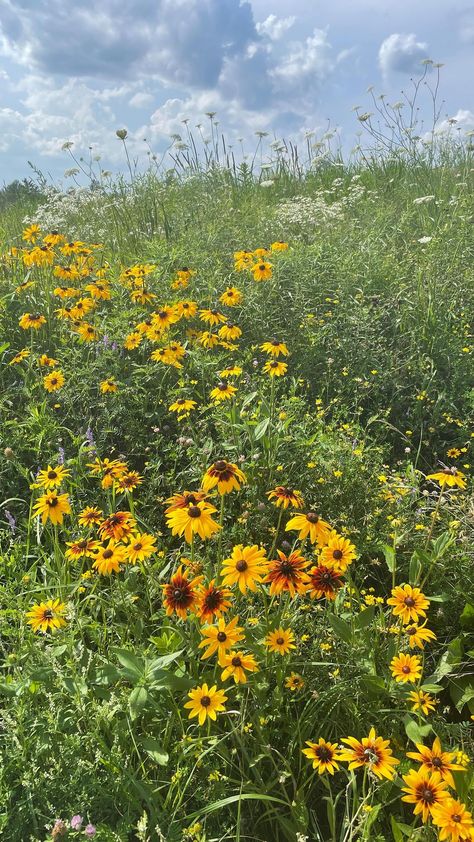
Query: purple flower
xmin=85 ymin=426 xmax=95 ymax=447
xmin=84 ymin=824 xmax=96 ymax=837
xmin=70 ymin=815 xmax=83 ymax=830
xmin=111 ymin=341 xmax=118 ymax=352
xmin=58 ymin=447 xmax=65 ymax=465
xmin=4 ymin=510 xmax=16 ymax=534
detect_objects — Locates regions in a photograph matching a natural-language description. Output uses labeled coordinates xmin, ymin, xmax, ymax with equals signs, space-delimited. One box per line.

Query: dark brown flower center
xmin=77 ymin=540 xmax=88 ymax=549
xmin=200 ymin=695 xmax=211 ymax=707
xmin=217 ymin=632 xmax=227 ymax=642
xmin=402 ymin=666 xmax=411 ymax=674
xmin=276 ymin=637 xmax=284 ymax=645
xmin=103 ymin=549 xmax=113 ymax=559
xmin=48 ymin=470 xmax=58 ymax=479
xmin=158 ymin=310 xmax=167 ymax=318
xmin=452 ymin=815 xmax=461 ymax=822
xmin=218 ymin=382 xmax=228 ymax=390
xmin=259 ymin=264 xmax=265 ymax=270
xmin=204 ymin=589 xmax=223 ymax=610
xmin=235 ymin=559 xmax=248 ymax=572
xmin=306 ymin=512 xmax=319 ymax=523
xmin=49 ymin=498 xmax=58 ymax=507
xmin=231 ymin=656 xmax=242 ymax=667
xmin=279 ymin=560 xmax=295 ymax=576
xmin=316 ymin=745 xmax=332 ymax=762
xmin=332 ymin=549 xmax=343 ymax=560
xmin=406 ymin=626 xmax=416 ymax=636
xmin=43 ymin=609 xmax=54 ymax=619
xmin=431 ymin=757 xmax=442 ymax=768
xmin=188 ymin=506 xmax=202 ymax=518
xmin=404 ymin=597 xmax=415 ymax=607
xmin=214 ymin=460 xmax=228 ymax=472
xmin=421 ymin=788 xmax=434 ymax=803
xmin=133 ymin=543 xmax=143 ymax=551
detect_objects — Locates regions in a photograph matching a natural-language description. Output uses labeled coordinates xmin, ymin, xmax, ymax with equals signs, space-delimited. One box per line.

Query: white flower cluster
xmin=273 ymin=176 xmax=376 ymax=239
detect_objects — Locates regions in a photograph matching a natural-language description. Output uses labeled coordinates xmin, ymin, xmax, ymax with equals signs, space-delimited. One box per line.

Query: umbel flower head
xmin=26 ymin=599 xmax=67 ymax=633
xmin=202 ymin=459 xmax=246 ymax=495
xmin=339 ymin=728 xmax=399 ymax=780
xmin=184 ymin=683 xmax=227 ymax=726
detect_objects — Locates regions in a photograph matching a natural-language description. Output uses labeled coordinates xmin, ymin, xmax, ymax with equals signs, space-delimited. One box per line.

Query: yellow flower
xmin=387 ymin=584 xmax=430 ymax=624
xmin=263 ymin=359 xmax=287 ymax=377
xmin=19 ymin=312 xmax=46 ymax=330
xmin=319 ymin=531 xmax=356 ymax=573
xmin=251 ymin=261 xmax=272 ymax=281
xmin=221 ymin=544 xmax=268 ymax=593
xmin=31 ymin=465 xmax=70 ymax=490
xmin=32 ymin=491 xmax=71 ymax=525
xmin=339 ymin=728 xmax=399 ymax=780
xmin=285 ymin=672 xmax=305 ymax=691
xmin=210 ymin=381 xmax=237 ymax=403
xmin=169 ymin=398 xmax=197 ymax=416
xmin=426 ymin=467 xmax=466 ymax=489
xmin=9 ymin=349 xmax=30 ymax=364
xmin=22 ymin=223 xmax=41 ymax=243
xmin=166 ymin=501 xmax=220 ymax=543
xmin=202 ymin=460 xmax=246 ymax=495
xmin=404 ymin=622 xmax=437 ymax=649
xmin=271 ymin=241 xmax=289 ymax=251
xmin=265 ymin=550 xmax=310 ymax=598
xmin=390 ymin=653 xmax=423 ymax=683
xmin=219 ymin=287 xmax=242 ymax=306
xmin=407 ymin=737 xmax=465 ymax=789
xmin=401 ymin=770 xmax=449 ymax=823
xmin=26 ymin=598 xmax=67 ymax=633
xmin=285 ymin=511 xmax=331 ymax=545
xmin=92 ymin=541 xmax=127 ymax=575
xmin=260 ymin=340 xmax=289 ymax=357
xmin=199 ymin=616 xmax=245 ymax=664
xmin=267 ymin=486 xmax=304 ymax=509
xmin=43 ymin=369 xmax=65 ymax=392
xmin=221 ymin=650 xmax=258 ymax=683
xmin=431 ymin=799 xmax=473 ymax=842
xmin=184 ymin=683 xmax=227 ymax=725
xmin=100 ymin=379 xmax=118 ymax=394
xmin=264 ymin=627 xmax=296 ymax=655
xmin=126 ymin=533 xmax=157 ymax=563
xmin=162 ymin=565 xmax=202 ymax=619
xmin=302 ymin=739 xmax=341 ymax=774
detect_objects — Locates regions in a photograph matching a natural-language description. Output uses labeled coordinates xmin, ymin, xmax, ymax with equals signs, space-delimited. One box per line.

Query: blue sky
xmin=0 ymin=0 xmax=473 ymax=182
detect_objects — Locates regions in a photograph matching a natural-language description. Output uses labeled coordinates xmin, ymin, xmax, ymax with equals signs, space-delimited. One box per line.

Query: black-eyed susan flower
xmin=92 ymin=541 xmax=127 ymax=575
xmin=198 ymin=331 xmax=220 ymax=349
xmin=218 ymin=323 xmax=242 ymax=341
xmin=401 ymin=770 xmax=448 ymax=823
xmin=285 ymin=672 xmax=305 ymax=691
xmin=115 ymin=471 xmax=143 ymax=492
xmin=285 ymin=511 xmax=332 ymax=545
xmin=126 ymin=533 xmax=157 ymax=563
xmin=22 ymin=223 xmax=41 ymax=243
xmin=199 ymin=308 xmax=227 ymax=326
xmin=32 ymin=491 xmax=71 ymax=525
xmin=221 ymin=545 xmax=268 ymax=593
xmin=260 ymin=340 xmax=289 ymax=357
xmin=319 ymin=531 xmax=356 ymax=573
xmin=219 ymin=287 xmax=242 ymax=306
xmin=265 ymin=627 xmax=296 ymax=655
xmin=32 ymin=465 xmax=70 ymax=490
xmin=9 ymin=349 xmax=30 ymax=365
xmin=387 ymin=584 xmax=430 ymax=624
xmin=426 ymin=467 xmax=467 ymax=489
xmin=166 ymin=501 xmax=220 ymax=543
xmin=76 ymin=323 xmax=99 ymax=342
xmin=221 ymin=651 xmax=258 ymax=684
xmin=267 ymin=486 xmax=304 ymax=509
xmin=124 ymin=332 xmax=142 ymax=350
xmin=202 ymin=460 xmax=246 ymax=495
xmin=184 ymin=683 xmax=227 ymax=726
xmin=210 ymin=381 xmax=237 ymax=403
xmin=390 ymin=653 xmax=422 ymax=683
xmin=263 ymin=359 xmax=287 ymax=377
xmin=308 ymin=565 xmax=343 ymax=600
xmin=220 ymin=365 xmax=242 ymax=378
xmin=65 ymin=537 xmax=100 ymax=560
xmin=176 ymin=300 xmax=198 ymax=318
xmin=38 ymin=353 xmax=58 ymax=367
xmin=252 ymin=261 xmax=272 ymax=281
xmin=302 ymin=739 xmax=341 ymax=774
xmin=265 ymin=550 xmax=310 ymax=597
xmin=164 ymin=490 xmax=208 ymax=513
xmin=169 ymin=398 xmax=197 ymax=417
xmin=43 ymin=231 xmax=64 ymax=246
xmin=271 ymin=241 xmax=289 ymax=251
xmin=87 ymin=457 xmax=127 ymax=489
xmin=85 ymin=281 xmax=111 ymax=300
xmin=100 ymin=379 xmax=118 ymax=394
xmin=97 ymin=512 xmax=135 ymax=542
xmin=431 ymin=798 xmax=473 ymax=841
xmin=43 ymin=369 xmax=65 ymax=392
xmin=234 ymin=250 xmax=253 ymax=270
xmin=78 ymin=506 xmax=103 ymax=527
xmin=339 ymin=729 xmax=399 ymax=780
xmin=404 ymin=623 xmax=437 ymax=649
xmin=408 ymin=689 xmax=437 ymax=715
xmin=19 ymin=312 xmax=46 ymax=330
xmin=196 ymin=580 xmax=232 ymax=623
xmin=407 ymin=738 xmax=465 ymax=788
xmin=26 ymin=599 xmax=67 ymax=633
xmin=162 ymin=565 xmax=202 ymax=619
xmin=151 ymin=306 xmax=179 ymax=330
xmin=199 ymin=616 xmax=245 ymax=664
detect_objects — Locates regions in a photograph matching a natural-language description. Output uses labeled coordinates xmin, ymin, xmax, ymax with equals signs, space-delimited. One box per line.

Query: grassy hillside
xmin=0 ymin=149 xmax=473 ymax=842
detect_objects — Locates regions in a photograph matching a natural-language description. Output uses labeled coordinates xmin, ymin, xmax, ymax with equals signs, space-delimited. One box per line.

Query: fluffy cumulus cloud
xmin=378 ymin=33 xmax=429 ymax=75
xmin=256 ymin=13 xmax=295 ymax=40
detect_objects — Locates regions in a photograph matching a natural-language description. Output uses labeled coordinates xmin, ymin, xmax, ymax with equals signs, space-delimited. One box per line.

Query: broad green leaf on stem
xmin=113 ymin=648 xmax=145 ymax=681
xmin=141 ymin=737 xmax=169 ymax=765
xmin=129 ymin=685 xmax=148 ymax=719
xmin=328 ymin=613 xmax=352 ymax=643
xmin=404 ymin=716 xmax=432 ymax=744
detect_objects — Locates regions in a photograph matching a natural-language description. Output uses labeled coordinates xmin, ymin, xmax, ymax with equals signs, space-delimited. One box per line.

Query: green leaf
xmin=420 ymin=683 xmax=443 ymax=694
xmin=113 ymin=649 xmax=145 ymax=681
xmin=129 ymin=686 xmax=148 ymax=719
xmin=460 ymin=603 xmax=474 ymax=631
xmin=0 ymin=342 xmax=10 ymax=354
xmin=404 ymin=716 xmax=432 ymax=744
xmin=359 ymin=675 xmax=387 ymax=696
xmin=141 ymin=737 xmax=169 ymax=765
xmin=328 ymin=613 xmax=352 ymax=644
xmin=390 ymin=815 xmax=403 ymax=842
xmin=382 ymin=544 xmax=395 ymax=573
xmin=354 ymin=606 xmax=375 ymax=630
xmin=448 ymin=676 xmax=474 ymax=712
xmin=409 ymin=551 xmax=422 ymax=584
xmin=254 ymin=417 xmax=271 ymax=440
xmin=147 ymin=650 xmax=183 ymax=677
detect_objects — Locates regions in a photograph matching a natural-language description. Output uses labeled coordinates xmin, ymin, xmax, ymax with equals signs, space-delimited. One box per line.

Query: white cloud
xmin=256 ymin=14 xmax=295 ymax=40
xmin=378 ymin=33 xmax=429 ymax=76
xmin=129 ymin=92 xmax=154 ymax=108
xmin=435 ymin=109 xmax=474 ymax=134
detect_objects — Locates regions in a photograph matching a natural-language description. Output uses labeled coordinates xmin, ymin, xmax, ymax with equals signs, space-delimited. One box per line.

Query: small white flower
xmin=417 ymin=236 xmax=433 ymax=244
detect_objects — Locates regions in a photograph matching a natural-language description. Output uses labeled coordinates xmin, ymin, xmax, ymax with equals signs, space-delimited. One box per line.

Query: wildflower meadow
xmin=0 ymin=103 xmax=473 ymax=842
